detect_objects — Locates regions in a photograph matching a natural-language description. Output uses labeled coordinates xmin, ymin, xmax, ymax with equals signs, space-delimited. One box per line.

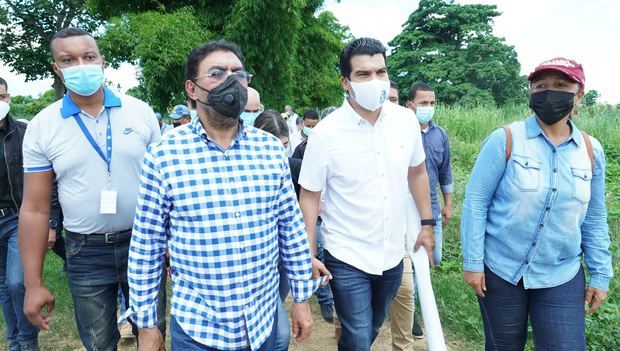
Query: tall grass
xmin=432 ymin=104 xmax=620 ymax=350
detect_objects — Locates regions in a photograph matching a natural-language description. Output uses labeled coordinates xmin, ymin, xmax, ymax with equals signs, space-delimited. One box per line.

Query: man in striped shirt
xmin=128 ymin=40 xmax=326 ymax=351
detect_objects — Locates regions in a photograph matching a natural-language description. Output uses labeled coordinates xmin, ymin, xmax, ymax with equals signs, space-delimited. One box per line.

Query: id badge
xmin=100 ymin=190 xmax=117 ymax=214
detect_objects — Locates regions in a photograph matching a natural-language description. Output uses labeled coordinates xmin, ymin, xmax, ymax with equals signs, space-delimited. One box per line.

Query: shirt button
xmin=525 ymin=260 xmax=529 ymax=265
xmin=552 ymin=188 xmax=557 ymax=192
xmin=545 ymin=207 xmax=551 ymax=211
xmin=539 ymin=224 xmax=544 ymax=228
xmin=235 ymin=212 xmax=241 ymax=217
xmin=553 ymin=168 xmax=557 ymax=173
xmin=553 ymin=149 xmax=557 ymax=153
xmin=532 ymin=242 xmax=537 ymax=247
xmin=584 ymin=174 xmax=588 ymax=179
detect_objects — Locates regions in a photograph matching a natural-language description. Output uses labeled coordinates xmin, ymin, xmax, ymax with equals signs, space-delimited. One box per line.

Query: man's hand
xmin=311 ymin=257 xmax=332 ymax=287
xmin=47 ymin=229 xmax=56 ymax=250
xmin=462 ymin=271 xmax=486 ymax=297
xmin=585 ymin=286 xmax=608 ymax=314
xmin=23 ymin=285 xmax=55 ymax=330
xmin=414 ymin=225 xmax=435 ymax=266
xmin=441 ymin=205 xmax=452 ymax=226
xmin=291 ymin=301 xmax=313 ymax=342
xmin=138 ymin=327 xmax=165 ymax=351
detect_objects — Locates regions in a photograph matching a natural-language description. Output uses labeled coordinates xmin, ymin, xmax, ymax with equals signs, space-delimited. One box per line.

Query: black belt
xmin=0 ymin=207 xmax=17 ymax=217
xmin=65 ymin=229 xmax=132 ymax=244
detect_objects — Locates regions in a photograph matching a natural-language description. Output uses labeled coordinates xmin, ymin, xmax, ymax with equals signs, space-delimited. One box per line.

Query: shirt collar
xmin=525 ymin=114 xmax=581 ymax=147
xmin=60 ymin=86 xmax=122 ymax=118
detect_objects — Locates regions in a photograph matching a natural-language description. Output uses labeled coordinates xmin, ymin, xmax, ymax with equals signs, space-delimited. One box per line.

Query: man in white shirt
xmin=299 ymin=37 xmax=435 ymax=350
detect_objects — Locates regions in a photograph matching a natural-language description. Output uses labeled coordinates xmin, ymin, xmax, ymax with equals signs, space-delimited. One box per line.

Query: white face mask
xmin=349 ymin=79 xmax=390 ymax=112
xmin=0 ymin=101 xmax=9 ymax=121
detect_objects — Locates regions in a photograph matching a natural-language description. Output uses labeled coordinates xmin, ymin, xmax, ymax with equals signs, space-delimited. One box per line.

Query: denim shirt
xmin=421 ymin=122 xmax=453 ymax=218
xmin=461 ymin=116 xmax=613 ymax=291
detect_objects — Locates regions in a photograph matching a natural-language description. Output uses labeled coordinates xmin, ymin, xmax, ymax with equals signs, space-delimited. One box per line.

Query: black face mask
xmin=193 ymin=75 xmax=248 ymax=119
xmin=529 ymin=90 xmax=575 ymax=126
xmin=172 ymin=122 xmax=181 ymax=128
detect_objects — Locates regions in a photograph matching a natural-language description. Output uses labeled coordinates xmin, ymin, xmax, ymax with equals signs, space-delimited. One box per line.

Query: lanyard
xmin=72 ymin=109 xmax=112 ymax=173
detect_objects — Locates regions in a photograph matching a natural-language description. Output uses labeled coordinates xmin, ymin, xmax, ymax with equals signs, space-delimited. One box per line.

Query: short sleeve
xmin=298 ymin=133 xmax=328 ymax=192
xmin=144 ymin=105 xmax=162 ymax=145
xmin=22 ymin=118 xmax=53 ymax=173
xmin=409 ymin=117 xmax=426 ymax=167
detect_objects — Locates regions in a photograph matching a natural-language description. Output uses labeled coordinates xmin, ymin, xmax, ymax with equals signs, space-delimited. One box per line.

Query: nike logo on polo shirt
xmin=123 ymin=128 xmax=134 ymax=135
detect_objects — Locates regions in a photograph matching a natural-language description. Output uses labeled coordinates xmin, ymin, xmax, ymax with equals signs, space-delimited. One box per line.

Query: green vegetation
xmin=388 ymin=0 xmax=527 ymax=107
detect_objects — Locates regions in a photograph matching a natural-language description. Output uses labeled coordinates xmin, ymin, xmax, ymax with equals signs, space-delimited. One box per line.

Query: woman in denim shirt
xmin=461 ymin=58 xmax=613 ymax=351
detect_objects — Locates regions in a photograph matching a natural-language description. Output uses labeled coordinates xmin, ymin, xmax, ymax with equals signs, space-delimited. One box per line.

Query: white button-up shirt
xmin=299 ymin=98 xmax=425 ymax=274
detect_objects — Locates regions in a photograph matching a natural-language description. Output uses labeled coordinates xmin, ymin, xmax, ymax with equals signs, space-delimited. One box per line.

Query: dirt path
xmin=113 ymin=295 xmax=469 ymax=351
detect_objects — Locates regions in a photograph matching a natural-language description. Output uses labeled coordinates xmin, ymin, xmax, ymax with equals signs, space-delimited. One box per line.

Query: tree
xmin=290 ymin=8 xmax=351 ymax=110
xmin=91 ymin=0 xmax=349 ymax=110
xmin=388 ymin=0 xmax=527 ymax=106
xmin=583 ymin=90 xmax=600 ymax=106
xmin=0 ymin=0 xmax=101 ymax=101
xmin=99 ymin=8 xmax=212 ymax=112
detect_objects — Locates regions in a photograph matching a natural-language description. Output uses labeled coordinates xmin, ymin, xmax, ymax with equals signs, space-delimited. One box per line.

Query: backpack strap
xmin=581 ymin=131 xmax=595 ymax=172
xmin=502 ymin=126 xmax=512 ymax=162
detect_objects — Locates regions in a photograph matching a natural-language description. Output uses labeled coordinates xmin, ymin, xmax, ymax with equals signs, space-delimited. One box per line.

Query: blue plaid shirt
xmin=127 ymin=117 xmax=322 ymax=350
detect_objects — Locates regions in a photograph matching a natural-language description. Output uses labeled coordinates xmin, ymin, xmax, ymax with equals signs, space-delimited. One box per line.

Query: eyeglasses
xmin=201 ymin=69 xmax=253 ymax=84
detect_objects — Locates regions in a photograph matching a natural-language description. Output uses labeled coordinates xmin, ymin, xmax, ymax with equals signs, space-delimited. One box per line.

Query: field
xmin=1 ymin=104 xmax=618 ymax=350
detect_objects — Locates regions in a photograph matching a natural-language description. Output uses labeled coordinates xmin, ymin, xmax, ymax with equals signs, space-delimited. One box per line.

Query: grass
xmin=1 ymin=104 xmax=618 ymax=350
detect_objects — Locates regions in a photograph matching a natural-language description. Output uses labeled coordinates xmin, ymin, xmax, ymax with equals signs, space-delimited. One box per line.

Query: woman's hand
xmin=462 ymin=271 xmax=486 ymax=297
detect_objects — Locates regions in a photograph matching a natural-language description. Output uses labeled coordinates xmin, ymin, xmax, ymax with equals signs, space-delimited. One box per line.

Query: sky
xmin=1 ymin=0 xmax=618 ymax=104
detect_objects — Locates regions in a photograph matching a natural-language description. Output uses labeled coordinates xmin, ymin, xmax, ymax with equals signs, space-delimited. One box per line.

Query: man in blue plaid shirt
xmin=127 ymin=40 xmax=327 ymax=350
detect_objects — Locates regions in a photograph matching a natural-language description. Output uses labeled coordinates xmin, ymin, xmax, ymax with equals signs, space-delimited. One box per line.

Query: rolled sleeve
xmin=277 ymin=151 xmax=323 ymax=302
xmin=127 ymin=147 xmax=169 ymax=328
xmin=409 ymin=119 xmax=426 ymax=167
xmin=580 ymin=141 xmax=613 ymax=291
xmin=461 ymin=129 xmax=507 ymax=272
xmin=298 ymin=133 xmax=328 ymax=192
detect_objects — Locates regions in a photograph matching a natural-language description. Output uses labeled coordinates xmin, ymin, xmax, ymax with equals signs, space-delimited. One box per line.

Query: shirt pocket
xmin=571 ymin=167 xmax=592 ymax=204
xmin=511 ymin=154 xmax=542 ymax=192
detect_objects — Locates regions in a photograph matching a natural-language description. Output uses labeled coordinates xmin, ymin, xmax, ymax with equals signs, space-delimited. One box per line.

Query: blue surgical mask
xmin=303 ymin=126 xmax=314 ymax=137
xmin=61 ymin=64 xmax=104 ymax=96
xmin=240 ymin=111 xmax=260 ymax=127
xmin=416 ymin=106 xmax=435 ymax=125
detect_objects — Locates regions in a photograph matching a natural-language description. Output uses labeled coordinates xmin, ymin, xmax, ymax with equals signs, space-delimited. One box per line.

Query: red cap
xmin=528 ymin=57 xmax=585 ymax=86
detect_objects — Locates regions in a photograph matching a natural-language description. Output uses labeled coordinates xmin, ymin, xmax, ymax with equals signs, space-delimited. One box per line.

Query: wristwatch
xmin=48 ymin=218 xmax=58 ymax=229
xmin=420 ymin=219 xmax=436 ymax=226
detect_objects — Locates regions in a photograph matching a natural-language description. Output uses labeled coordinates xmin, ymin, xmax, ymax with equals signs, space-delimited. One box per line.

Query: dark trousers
xmin=478 ymin=265 xmax=586 ymax=351
xmin=325 ymin=250 xmax=403 ymax=351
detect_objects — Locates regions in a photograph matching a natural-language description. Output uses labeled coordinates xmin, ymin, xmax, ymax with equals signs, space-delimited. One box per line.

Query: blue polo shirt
xmin=22 ymin=87 xmax=161 ymax=234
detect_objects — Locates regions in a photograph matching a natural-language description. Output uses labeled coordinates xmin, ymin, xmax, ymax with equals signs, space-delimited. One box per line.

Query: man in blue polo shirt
xmin=17 ymin=27 xmax=161 ymax=350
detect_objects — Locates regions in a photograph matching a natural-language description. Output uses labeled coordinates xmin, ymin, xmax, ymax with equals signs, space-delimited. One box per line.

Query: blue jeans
xmin=478 ymin=265 xmax=586 ymax=351
xmin=315 ymin=219 xmax=333 ymax=306
xmin=0 ymin=212 xmax=39 ymax=350
xmin=325 ymin=250 xmax=403 ymax=351
xmin=275 ymin=259 xmax=290 ymax=351
xmin=170 ymin=310 xmax=278 ymax=350
xmin=65 ymin=234 xmax=135 ymax=351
